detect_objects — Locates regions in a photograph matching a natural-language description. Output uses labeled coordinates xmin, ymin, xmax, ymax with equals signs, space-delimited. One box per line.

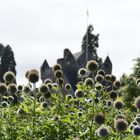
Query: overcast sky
xmin=0 ymin=0 xmax=140 ymax=84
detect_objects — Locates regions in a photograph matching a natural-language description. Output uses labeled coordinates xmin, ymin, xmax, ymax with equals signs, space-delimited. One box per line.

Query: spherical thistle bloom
xmin=88 ymin=98 xmax=93 ymax=103
xmin=56 ymin=78 xmax=64 ymax=87
xmin=75 ymin=89 xmax=84 ymax=98
xmin=2 ymin=101 xmax=9 ymax=107
xmin=8 ymin=96 xmax=14 ymax=103
xmin=28 ymin=69 xmax=39 ymax=83
xmin=135 ymin=117 xmax=140 ymax=124
xmin=3 ymin=71 xmax=15 ymax=84
xmin=39 ymin=84 xmax=48 ymax=94
xmin=54 ymin=70 xmax=63 ymax=79
xmin=41 ymin=102 xmax=48 ymax=108
xmin=17 ymin=108 xmax=26 ymax=116
xmin=132 ymin=125 xmax=140 ymax=136
xmin=78 ymin=68 xmax=87 ymax=77
xmin=95 ymin=112 xmax=105 ymax=125
xmin=53 ymin=64 xmax=62 ymax=72
xmin=115 ymin=114 xmax=125 ymax=120
xmin=109 ymin=90 xmax=117 ymax=100
xmin=95 ymin=74 xmax=104 ymax=83
xmin=135 ymin=96 xmax=140 ymax=110
xmin=97 ymin=125 xmax=110 ymax=137
xmin=94 ymin=97 xmax=100 ymax=104
xmin=113 ymin=80 xmax=122 ymax=89
xmin=136 ymin=78 xmax=140 ymax=86
xmin=115 ymin=119 xmax=128 ymax=132
xmin=107 ymin=101 xmax=112 ymax=107
xmin=110 ymin=75 xmax=116 ymax=83
xmin=18 ymin=85 xmax=23 ymax=91
xmin=65 ymin=83 xmax=72 ymax=91
xmin=95 ymin=83 xmax=103 ymax=91
xmin=44 ymin=91 xmax=51 ymax=99
xmin=136 ymin=114 xmax=140 ymax=118
xmin=97 ymin=69 xmax=105 ymax=77
xmin=39 ymin=96 xmax=44 ymax=102
xmin=114 ymin=100 xmax=124 ymax=110
xmin=0 ymin=83 xmax=7 ymax=96
xmin=23 ymin=85 xmax=31 ymax=93
xmin=105 ymin=74 xmax=111 ymax=81
xmin=44 ymin=78 xmax=52 ymax=84
xmin=84 ymin=78 xmax=94 ymax=87
xmin=46 ymin=83 xmax=53 ymax=89
xmin=25 ymin=70 xmax=30 ymax=79
xmin=8 ymin=83 xmax=17 ymax=95
xmin=67 ymin=94 xmax=73 ymax=99
xmin=86 ymin=60 xmax=99 ymax=72
xmin=78 ymin=112 xmax=83 ymax=117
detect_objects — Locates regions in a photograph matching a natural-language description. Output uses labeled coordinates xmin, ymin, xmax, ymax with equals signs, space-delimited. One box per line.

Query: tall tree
xmin=0 ymin=45 xmax=16 ymax=82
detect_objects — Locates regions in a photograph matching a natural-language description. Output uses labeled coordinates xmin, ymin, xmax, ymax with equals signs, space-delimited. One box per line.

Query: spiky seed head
xmin=8 ymin=83 xmax=17 ymax=95
xmin=114 ymin=100 xmax=124 ymax=110
xmin=0 ymin=83 xmax=7 ymax=95
xmin=46 ymin=83 xmax=53 ymax=89
xmin=95 ymin=112 xmax=105 ymax=125
xmin=136 ymin=78 xmax=140 ymax=86
xmin=95 ymin=83 xmax=102 ymax=91
xmin=113 ymin=80 xmax=122 ymax=89
xmin=18 ymin=85 xmax=23 ymax=91
xmin=75 ymin=89 xmax=84 ymax=98
xmin=110 ymin=75 xmax=116 ymax=83
xmin=56 ymin=78 xmax=64 ymax=86
xmin=8 ymin=96 xmax=14 ymax=103
xmin=95 ymin=74 xmax=104 ymax=83
xmin=84 ymin=78 xmax=94 ymax=87
xmin=67 ymin=94 xmax=73 ymax=99
xmin=2 ymin=101 xmax=9 ymax=107
xmin=97 ymin=126 xmax=110 ymax=137
xmin=132 ymin=125 xmax=140 ymax=136
xmin=53 ymin=64 xmax=62 ymax=72
xmin=109 ymin=90 xmax=117 ymax=100
xmin=44 ymin=91 xmax=51 ymax=99
xmin=115 ymin=119 xmax=128 ymax=132
xmin=78 ymin=112 xmax=83 ymax=117
xmin=107 ymin=101 xmax=112 ymax=106
xmin=28 ymin=69 xmax=39 ymax=83
xmin=41 ymin=102 xmax=48 ymax=108
xmin=97 ymin=69 xmax=105 ymax=77
xmin=135 ymin=96 xmax=140 ymax=110
xmin=44 ymin=78 xmax=52 ymax=84
xmin=17 ymin=108 xmax=26 ymax=115
xmin=39 ymin=96 xmax=44 ymax=102
xmin=86 ymin=60 xmax=99 ymax=72
xmin=25 ymin=70 xmax=30 ymax=78
xmin=94 ymin=97 xmax=100 ymax=104
xmin=3 ymin=71 xmax=15 ymax=84
xmin=135 ymin=117 xmax=140 ymax=124
xmin=23 ymin=85 xmax=31 ymax=93
xmin=105 ymin=74 xmax=111 ymax=81
xmin=131 ymin=121 xmax=138 ymax=126
xmin=54 ymin=70 xmax=63 ymax=79
xmin=39 ymin=84 xmax=48 ymax=94
xmin=78 ymin=68 xmax=87 ymax=77
xmin=65 ymin=83 xmax=71 ymax=90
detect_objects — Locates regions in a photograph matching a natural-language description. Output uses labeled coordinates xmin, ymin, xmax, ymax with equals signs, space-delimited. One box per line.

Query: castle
xmin=40 ymin=25 xmax=112 ymax=92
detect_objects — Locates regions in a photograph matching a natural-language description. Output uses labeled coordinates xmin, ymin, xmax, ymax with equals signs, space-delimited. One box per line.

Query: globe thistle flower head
xmin=109 ymin=90 xmax=117 ymax=100
xmin=114 ymin=100 xmax=124 ymax=110
xmin=2 ymin=101 xmax=9 ymax=107
xmin=86 ymin=60 xmax=99 ymax=72
xmin=44 ymin=91 xmax=51 ymax=99
xmin=107 ymin=101 xmax=112 ymax=106
xmin=97 ymin=69 xmax=105 ymax=77
xmin=95 ymin=112 xmax=105 ymax=125
xmin=95 ymin=83 xmax=102 ymax=91
xmin=53 ymin=64 xmax=62 ymax=72
xmin=78 ymin=68 xmax=87 ymax=77
xmin=94 ymin=97 xmax=100 ymax=104
xmin=131 ymin=121 xmax=138 ymax=126
xmin=23 ymin=85 xmax=31 ymax=93
xmin=44 ymin=78 xmax=52 ymax=84
xmin=65 ymin=83 xmax=71 ymax=91
xmin=8 ymin=96 xmax=14 ymax=103
xmin=132 ymin=125 xmax=140 ymax=136
xmin=3 ymin=71 xmax=15 ymax=84
xmin=110 ymin=75 xmax=116 ymax=83
xmin=113 ymin=80 xmax=122 ymax=89
xmin=136 ymin=114 xmax=140 ymax=118
xmin=67 ymin=94 xmax=73 ymax=99
xmin=8 ymin=83 xmax=17 ymax=95
xmin=97 ymin=125 xmax=110 ymax=137
xmin=135 ymin=96 xmax=140 ymax=110
xmin=25 ymin=70 xmax=30 ymax=79
xmin=28 ymin=69 xmax=39 ymax=83
xmin=54 ymin=70 xmax=63 ymax=79
xmin=56 ymin=78 xmax=64 ymax=87
xmin=17 ymin=108 xmax=26 ymax=116
xmin=41 ymin=102 xmax=48 ymax=108
xmin=115 ymin=119 xmax=128 ymax=132
xmin=77 ymin=112 xmax=83 ymax=117
xmin=46 ymin=83 xmax=53 ymax=89
xmin=39 ymin=84 xmax=48 ymax=94
xmin=136 ymin=78 xmax=140 ymax=86
xmin=75 ymin=89 xmax=84 ymax=98
xmin=18 ymin=85 xmax=23 ymax=91
xmin=95 ymin=74 xmax=104 ymax=83
xmin=0 ymin=83 xmax=7 ymax=96
xmin=39 ymin=96 xmax=44 ymax=102
xmin=84 ymin=78 xmax=94 ymax=87
xmin=105 ymin=74 xmax=111 ymax=81
xmin=135 ymin=117 xmax=140 ymax=124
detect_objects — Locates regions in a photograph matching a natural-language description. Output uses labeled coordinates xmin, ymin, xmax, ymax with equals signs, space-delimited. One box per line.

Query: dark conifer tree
xmin=0 ymin=45 xmax=16 ymax=82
